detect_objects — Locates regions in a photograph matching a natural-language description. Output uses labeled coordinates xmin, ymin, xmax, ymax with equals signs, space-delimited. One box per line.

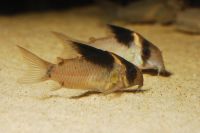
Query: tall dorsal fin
xmin=107 ymin=24 xmax=134 ymax=47
xmin=52 ymin=31 xmax=86 ymax=59
xmin=52 ymin=31 xmax=115 ymax=69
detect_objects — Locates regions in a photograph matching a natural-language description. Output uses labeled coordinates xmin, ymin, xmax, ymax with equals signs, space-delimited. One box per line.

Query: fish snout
xmin=145 ymin=54 xmax=166 ymax=73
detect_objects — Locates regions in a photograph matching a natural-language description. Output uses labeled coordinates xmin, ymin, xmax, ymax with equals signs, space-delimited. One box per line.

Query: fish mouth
xmin=140 ymin=60 xmax=170 ymax=76
xmin=144 ymin=60 xmax=166 ymax=74
xmin=142 ymin=68 xmax=172 ymax=77
xmin=157 ymin=66 xmax=166 ymax=75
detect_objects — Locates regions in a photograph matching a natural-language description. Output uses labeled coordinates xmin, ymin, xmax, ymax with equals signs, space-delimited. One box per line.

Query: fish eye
xmin=143 ymin=48 xmax=150 ymax=57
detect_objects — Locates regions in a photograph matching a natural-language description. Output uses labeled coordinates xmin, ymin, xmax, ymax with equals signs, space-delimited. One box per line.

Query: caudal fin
xmin=17 ymin=45 xmax=52 ymax=84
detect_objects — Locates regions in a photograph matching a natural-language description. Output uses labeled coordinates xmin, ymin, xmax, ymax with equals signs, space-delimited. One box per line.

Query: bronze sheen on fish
xmin=88 ymin=24 xmax=166 ymax=74
xmin=17 ymin=39 xmax=143 ymax=94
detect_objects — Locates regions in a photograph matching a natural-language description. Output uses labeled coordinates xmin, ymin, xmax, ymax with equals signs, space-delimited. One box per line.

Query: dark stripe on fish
xmin=141 ymin=39 xmax=151 ymax=65
xmin=73 ymin=42 xmax=114 ymax=70
xmin=123 ymin=60 xmax=137 ymax=85
xmin=114 ymin=53 xmax=137 ymax=84
xmin=108 ymin=24 xmax=133 ymax=47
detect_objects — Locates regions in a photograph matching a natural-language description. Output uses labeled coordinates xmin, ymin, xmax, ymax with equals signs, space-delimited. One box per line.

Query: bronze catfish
xmin=17 ymin=36 xmax=143 ymax=95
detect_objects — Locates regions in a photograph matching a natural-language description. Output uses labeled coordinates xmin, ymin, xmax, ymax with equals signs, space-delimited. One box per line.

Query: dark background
xmin=0 ymin=0 xmax=199 ymax=15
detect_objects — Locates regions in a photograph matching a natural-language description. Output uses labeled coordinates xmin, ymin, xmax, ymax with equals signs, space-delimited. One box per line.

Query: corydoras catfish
xmin=17 ymin=36 xmax=143 ymax=96
xmin=89 ymin=24 xmax=166 ymax=75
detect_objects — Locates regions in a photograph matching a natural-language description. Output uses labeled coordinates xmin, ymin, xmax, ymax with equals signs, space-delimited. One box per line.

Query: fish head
xmin=141 ymin=42 xmax=166 ymax=74
xmin=119 ymin=56 xmax=143 ymax=89
xmin=132 ymin=32 xmax=166 ymax=74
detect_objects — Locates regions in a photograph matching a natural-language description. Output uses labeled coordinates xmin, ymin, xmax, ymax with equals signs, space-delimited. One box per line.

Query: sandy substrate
xmin=0 ymin=6 xmax=200 ymax=133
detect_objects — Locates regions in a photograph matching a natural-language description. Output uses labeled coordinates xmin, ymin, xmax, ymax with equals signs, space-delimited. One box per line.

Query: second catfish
xmin=57 ymin=25 xmax=166 ymax=75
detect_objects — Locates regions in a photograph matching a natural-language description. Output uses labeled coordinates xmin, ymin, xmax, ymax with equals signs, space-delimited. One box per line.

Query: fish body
xmin=17 ymin=37 xmax=143 ymax=94
xmin=88 ymin=24 xmax=166 ymax=74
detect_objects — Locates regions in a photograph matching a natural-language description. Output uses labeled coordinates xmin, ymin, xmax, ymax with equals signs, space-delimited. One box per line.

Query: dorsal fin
xmin=52 ymin=31 xmax=115 ymax=70
xmin=52 ymin=31 xmax=85 ymax=59
xmin=107 ymin=24 xmax=134 ymax=47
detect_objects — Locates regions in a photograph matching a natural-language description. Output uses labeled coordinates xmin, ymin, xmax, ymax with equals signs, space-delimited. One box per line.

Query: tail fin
xmin=17 ymin=45 xmax=52 ymax=84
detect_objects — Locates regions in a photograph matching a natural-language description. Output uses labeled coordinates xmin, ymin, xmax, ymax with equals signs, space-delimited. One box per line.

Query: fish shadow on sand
xmin=142 ymin=69 xmax=172 ymax=77
xmin=39 ymin=89 xmax=149 ymax=100
xmin=70 ymin=89 xmax=149 ymax=99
